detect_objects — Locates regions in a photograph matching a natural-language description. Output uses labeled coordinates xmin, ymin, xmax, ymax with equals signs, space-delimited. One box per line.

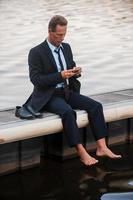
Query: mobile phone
xmin=72 ymin=67 xmax=81 ymax=73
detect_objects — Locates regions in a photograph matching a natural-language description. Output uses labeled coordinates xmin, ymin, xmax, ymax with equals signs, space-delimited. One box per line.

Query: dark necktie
xmin=54 ymin=47 xmax=70 ymax=100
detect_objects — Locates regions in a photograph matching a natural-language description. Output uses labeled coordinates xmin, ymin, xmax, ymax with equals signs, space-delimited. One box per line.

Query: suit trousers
xmin=45 ymin=90 xmax=107 ymax=147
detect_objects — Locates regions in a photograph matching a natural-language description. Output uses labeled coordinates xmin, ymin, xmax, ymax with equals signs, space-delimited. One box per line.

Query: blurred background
xmin=0 ymin=0 xmax=133 ymax=109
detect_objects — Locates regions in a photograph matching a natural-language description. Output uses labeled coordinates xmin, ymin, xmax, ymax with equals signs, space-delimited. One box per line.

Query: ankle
xmin=75 ymin=144 xmax=86 ymax=154
xmin=96 ymin=146 xmax=108 ymax=152
xmin=96 ymin=138 xmax=107 ymax=149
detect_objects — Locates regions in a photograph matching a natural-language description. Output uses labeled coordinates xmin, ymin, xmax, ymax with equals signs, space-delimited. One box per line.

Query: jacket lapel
xmin=42 ymin=40 xmax=58 ymax=71
xmin=42 ymin=40 xmax=70 ymax=70
xmin=61 ymin=44 xmax=70 ymax=69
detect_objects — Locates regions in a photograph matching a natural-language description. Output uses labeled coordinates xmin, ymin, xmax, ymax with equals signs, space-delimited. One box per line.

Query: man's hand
xmin=61 ymin=67 xmax=82 ymax=79
xmin=72 ymin=67 xmax=82 ymax=75
xmin=61 ymin=69 xmax=77 ymax=79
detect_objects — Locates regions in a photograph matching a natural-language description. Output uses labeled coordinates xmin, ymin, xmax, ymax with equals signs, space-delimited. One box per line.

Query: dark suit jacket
xmin=23 ymin=40 xmax=81 ymax=112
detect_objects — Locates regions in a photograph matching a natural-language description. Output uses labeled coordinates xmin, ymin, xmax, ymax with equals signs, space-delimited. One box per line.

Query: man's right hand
xmin=61 ymin=69 xmax=77 ymax=79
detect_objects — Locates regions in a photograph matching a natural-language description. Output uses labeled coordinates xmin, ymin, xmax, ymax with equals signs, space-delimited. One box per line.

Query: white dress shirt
xmin=47 ymin=39 xmax=69 ymax=88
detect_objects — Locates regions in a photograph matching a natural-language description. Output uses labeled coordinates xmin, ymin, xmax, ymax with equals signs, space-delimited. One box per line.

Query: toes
xmin=84 ymin=158 xmax=98 ymax=166
xmin=112 ymin=154 xmax=122 ymax=159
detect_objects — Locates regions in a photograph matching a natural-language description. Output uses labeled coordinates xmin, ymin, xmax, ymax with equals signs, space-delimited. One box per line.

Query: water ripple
xmin=0 ymin=0 xmax=133 ymax=109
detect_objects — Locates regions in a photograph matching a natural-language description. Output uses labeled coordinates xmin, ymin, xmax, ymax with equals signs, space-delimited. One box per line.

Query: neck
xmin=47 ymin=37 xmax=61 ymax=47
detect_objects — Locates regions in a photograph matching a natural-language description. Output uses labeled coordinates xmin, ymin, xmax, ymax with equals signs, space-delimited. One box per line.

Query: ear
xmin=49 ymin=28 xmax=55 ymax=33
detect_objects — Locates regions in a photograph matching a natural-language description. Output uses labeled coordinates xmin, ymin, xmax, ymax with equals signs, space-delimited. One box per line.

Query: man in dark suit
xmin=18 ymin=15 xmax=121 ymax=166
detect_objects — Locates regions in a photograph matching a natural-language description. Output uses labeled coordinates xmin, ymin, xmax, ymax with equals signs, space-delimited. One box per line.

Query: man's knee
xmin=61 ymin=108 xmax=76 ymax=119
xmin=95 ymin=101 xmax=103 ymax=110
xmin=89 ymin=101 xmax=103 ymax=115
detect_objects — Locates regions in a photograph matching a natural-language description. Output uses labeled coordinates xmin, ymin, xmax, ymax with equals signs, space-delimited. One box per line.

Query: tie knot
xmin=54 ymin=47 xmax=61 ymax=54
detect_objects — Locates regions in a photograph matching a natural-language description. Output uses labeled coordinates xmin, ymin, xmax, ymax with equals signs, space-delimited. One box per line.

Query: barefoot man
xmin=20 ymin=15 xmax=121 ymax=166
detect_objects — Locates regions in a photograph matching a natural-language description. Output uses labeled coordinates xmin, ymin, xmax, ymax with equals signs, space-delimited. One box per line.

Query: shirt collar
xmin=46 ymin=39 xmax=63 ymax=52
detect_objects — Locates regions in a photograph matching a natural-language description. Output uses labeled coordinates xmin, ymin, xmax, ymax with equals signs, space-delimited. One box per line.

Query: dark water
xmin=0 ymin=0 xmax=133 ymax=109
xmin=0 ymin=143 xmax=133 ymax=200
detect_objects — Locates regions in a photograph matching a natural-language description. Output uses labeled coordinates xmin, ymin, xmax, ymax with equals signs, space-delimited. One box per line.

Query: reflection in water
xmin=0 ymin=0 xmax=133 ymax=109
xmin=101 ymin=192 xmax=133 ymax=200
xmin=0 ymin=143 xmax=133 ymax=200
xmin=128 ymin=181 xmax=133 ymax=186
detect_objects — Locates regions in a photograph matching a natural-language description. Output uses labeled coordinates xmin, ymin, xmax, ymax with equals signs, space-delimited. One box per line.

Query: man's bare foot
xmin=76 ymin=144 xmax=98 ymax=166
xmin=79 ymin=149 xmax=98 ymax=166
xmin=80 ymin=152 xmax=98 ymax=166
xmin=96 ymin=147 xmax=122 ymax=159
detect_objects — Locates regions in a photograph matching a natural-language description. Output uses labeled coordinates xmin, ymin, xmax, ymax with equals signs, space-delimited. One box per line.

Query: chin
xmin=56 ymin=42 xmax=62 ymax=46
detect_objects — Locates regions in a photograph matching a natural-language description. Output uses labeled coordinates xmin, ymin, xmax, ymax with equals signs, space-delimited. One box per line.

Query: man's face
xmin=48 ymin=25 xmax=67 ymax=47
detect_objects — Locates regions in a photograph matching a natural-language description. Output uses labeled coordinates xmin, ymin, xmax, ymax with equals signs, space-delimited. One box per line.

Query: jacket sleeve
xmin=28 ymin=48 xmax=64 ymax=89
xmin=67 ymin=44 xmax=76 ymax=68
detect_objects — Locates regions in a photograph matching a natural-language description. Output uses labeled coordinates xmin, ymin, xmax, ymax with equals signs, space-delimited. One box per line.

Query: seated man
xmin=16 ymin=15 xmax=121 ymax=166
